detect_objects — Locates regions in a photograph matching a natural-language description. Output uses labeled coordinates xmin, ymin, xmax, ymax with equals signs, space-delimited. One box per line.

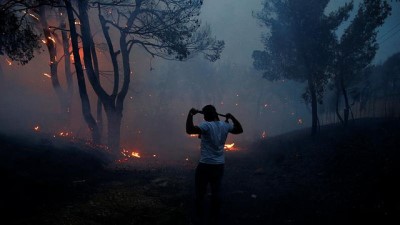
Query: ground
xmin=1 ymin=118 xmax=399 ymax=225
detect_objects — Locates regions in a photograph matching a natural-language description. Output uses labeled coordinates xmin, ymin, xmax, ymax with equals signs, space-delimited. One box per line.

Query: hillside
xmin=0 ymin=118 xmax=399 ymax=225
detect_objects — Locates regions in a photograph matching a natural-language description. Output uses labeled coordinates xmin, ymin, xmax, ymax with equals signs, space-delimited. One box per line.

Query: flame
xmin=121 ymin=148 xmax=141 ymax=159
xmin=74 ymin=21 xmax=81 ymax=25
xmin=225 ymin=143 xmax=235 ymax=149
xmin=5 ymin=58 xmax=12 ymax=66
xmin=131 ymin=152 xmax=141 ymax=158
xmin=224 ymin=143 xmax=239 ymax=151
xmin=189 ymin=134 xmax=198 ymax=137
xmin=42 ymin=39 xmax=47 ymax=44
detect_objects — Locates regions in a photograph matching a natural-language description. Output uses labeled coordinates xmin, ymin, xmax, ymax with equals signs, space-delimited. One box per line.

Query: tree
xmin=333 ymin=0 xmax=391 ymax=125
xmin=64 ymin=0 xmax=101 ymax=144
xmin=65 ymin=0 xmax=224 ymax=153
xmin=1 ymin=1 xmax=75 ymax=122
xmin=382 ymin=52 xmax=400 ymax=96
xmin=36 ymin=4 xmax=75 ymax=119
xmin=253 ymin=0 xmax=353 ymax=135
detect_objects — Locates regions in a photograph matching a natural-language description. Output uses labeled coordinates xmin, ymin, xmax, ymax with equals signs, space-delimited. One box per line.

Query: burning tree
xmin=252 ymin=0 xmax=354 ymax=135
xmin=1 ymin=1 xmax=76 ymax=123
xmin=64 ymin=0 xmax=224 ymax=153
xmin=37 ymin=4 xmax=75 ymax=120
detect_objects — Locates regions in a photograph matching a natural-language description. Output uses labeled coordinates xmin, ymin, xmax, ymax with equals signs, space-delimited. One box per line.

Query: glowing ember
xmin=28 ymin=13 xmax=39 ymax=21
xmin=41 ymin=39 xmax=47 ymax=44
xmin=121 ymin=148 xmax=141 ymax=159
xmin=6 ymin=58 xmax=12 ymax=66
xmin=58 ymin=131 xmax=71 ymax=137
xmin=48 ymin=36 xmax=56 ymax=44
xmin=33 ymin=126 xmax=40 ymax=131
xmin=43 ymin=73 xmax=51 ymax=78
xmin=261 ymin=131 xmax=267 ymax=139
xmin=189 ymin=134 xmax=198 ymax=137
xmin=297 ymin=118 xmax=303 ymax=125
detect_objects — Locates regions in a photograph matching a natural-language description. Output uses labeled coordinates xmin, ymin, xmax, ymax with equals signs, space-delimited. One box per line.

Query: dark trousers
xmin=195 ymin=162 xmax=224 ymax=224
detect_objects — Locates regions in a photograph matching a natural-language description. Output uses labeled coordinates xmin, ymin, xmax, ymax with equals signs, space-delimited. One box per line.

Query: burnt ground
xmin=1 ymin=118 xmax=400 ymax=225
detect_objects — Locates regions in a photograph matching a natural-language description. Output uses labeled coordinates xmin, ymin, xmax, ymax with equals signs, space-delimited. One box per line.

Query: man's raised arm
xmin=186 ymin=108 xmax=202 ymax=134
xmin=226 ymin=113 xmax=243 ymax=134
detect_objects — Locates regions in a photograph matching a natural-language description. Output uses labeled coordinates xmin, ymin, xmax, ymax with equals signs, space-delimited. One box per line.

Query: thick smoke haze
xmin=1 ymin=0 xmax=399 ymax=161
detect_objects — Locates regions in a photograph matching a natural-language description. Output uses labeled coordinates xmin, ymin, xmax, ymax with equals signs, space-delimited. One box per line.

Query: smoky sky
xmin=1 ymin=0 xmax=400 ymax=160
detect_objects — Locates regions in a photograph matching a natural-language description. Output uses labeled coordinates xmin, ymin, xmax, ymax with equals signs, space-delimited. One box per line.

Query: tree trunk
xmin=60 ymin=10 xmax=73 ymax=119
xmin=39 ymin=6 xmax=68 ymax=116
xmin=340 ymin=77 xmax=350 ymax=125
xmin=308 ymin=78 xmax=318 ymax=135
xmin=106 ymin=110 xmax=122 ymax=153
xmin=64 ymin=0 xmax=100 ymax=144
xmin=335 ymin=88 xmax=344 ymax=124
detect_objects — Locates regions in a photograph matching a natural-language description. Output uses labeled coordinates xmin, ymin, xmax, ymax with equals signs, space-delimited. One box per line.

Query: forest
xmin=1 ymin=0 xmax=399 ymax=225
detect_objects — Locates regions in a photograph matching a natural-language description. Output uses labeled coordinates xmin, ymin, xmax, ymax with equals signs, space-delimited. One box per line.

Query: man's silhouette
xmin=186 ymin=105 xmax=243 ymax=225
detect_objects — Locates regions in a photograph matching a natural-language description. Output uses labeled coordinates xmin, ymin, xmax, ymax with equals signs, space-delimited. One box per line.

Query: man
xmin=186 ymin=105 xmax=243 ymax=225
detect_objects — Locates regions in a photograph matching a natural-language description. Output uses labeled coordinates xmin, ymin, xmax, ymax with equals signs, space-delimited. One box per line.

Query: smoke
xmin=1 ymin=0 xmax=400 ymax=162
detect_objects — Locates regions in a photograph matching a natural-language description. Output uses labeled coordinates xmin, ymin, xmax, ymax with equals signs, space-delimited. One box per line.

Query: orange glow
xmin=5 ymin=58 xmax=12 ymax=66
xmin=48 ymin=36 xmax=56 ymax=44
xmin=121 ymin=148 xmax=141 ymax=159
xmin=131 ymin=151 xmax=141 ymax=158
xmin=224 ymin=143 xmax=238 ymax=151
xmin=34 ymin=126 xmax=40 ymax=131
xmin=43 ymin=73 xmax=51 ymax=78
xmin=27 ymin=12 xmax=39 ymax=21
xmin=59 ymin=131 xmax=71 ymax=137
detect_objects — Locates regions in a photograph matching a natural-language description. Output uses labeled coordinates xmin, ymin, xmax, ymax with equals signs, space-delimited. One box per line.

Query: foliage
xmin=252 ymin=0 xmax=353 ymax=103
xmin=0 ymin=6 xmax=41 ymax=65
xmin=98 ymin=0 xmax=224 ymax=61
xmin=334 ymin=0 xmax=391 ymax=88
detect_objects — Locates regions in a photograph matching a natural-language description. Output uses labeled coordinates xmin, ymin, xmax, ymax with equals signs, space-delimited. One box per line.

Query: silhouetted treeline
xmin=319 ymin=51 xmax=400 ymax=125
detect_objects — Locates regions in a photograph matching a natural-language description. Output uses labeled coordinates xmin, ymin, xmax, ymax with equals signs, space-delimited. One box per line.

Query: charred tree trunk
xmin=65 ymin=0 xmax=100 ymax=144
xmin=340 ymin=76 xmax=350 ymax=125
xmin=335 ymin=88 xmax=344 ymax=124
xmin=108 ymin=33 xmax=131 ymax=152
xmin=60 ymin=9 xmax=73 ymax=119
xmin=308 ymin=78 xmax=318 ymax=135
xmin=105 ymin=109 xmax=122 ymax=153
xmin=90 ymin=29 xmax=103 ymax=134
xmin=39 ymin=6 xmax=68 ymax=116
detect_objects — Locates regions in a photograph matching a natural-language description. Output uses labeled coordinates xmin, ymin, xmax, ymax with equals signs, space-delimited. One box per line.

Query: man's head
xmin=202 ymin=105 xmax=218 ymax=121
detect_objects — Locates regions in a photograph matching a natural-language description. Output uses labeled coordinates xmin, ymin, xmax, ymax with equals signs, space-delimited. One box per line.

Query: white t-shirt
xmin=198 ymin=121 xmax=233 ymax=164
